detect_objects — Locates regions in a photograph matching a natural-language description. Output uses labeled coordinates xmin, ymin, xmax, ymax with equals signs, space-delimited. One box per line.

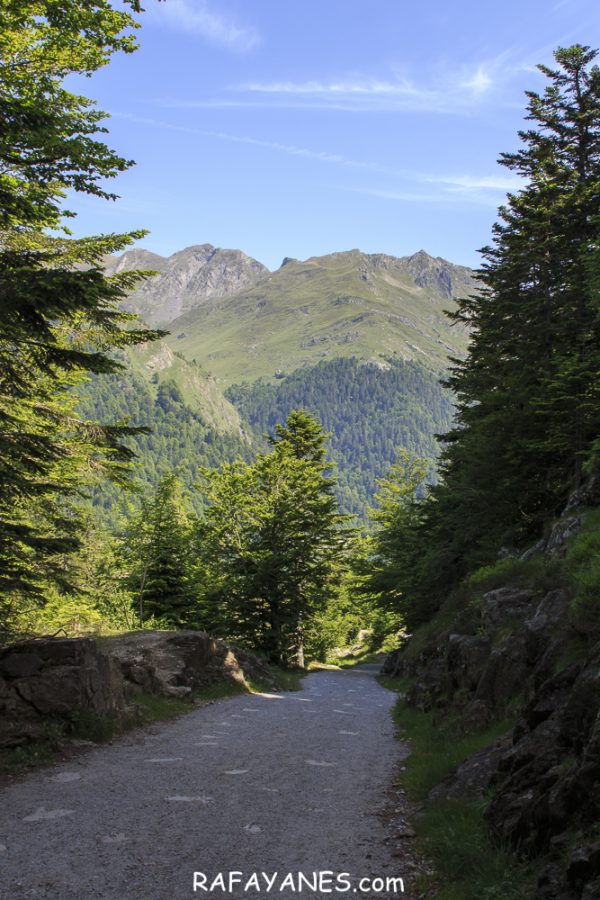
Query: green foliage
xmin=357 ymin=451 xmax=428 ymax=620
xmin=465 ymin=556 xmax=563 ymax=597
xmin=0 ymin=1 xmax=163 ymax=636
xmin=226 ymin=357 xmax=453 ymax=518
xmin=77 ymin=364 xmax=257 ymax=516
xmin=403 ymin=46 xmax=600 ymax=620
xmin=122 ymin=474 xmax=198 ymax=627
xmin=197 ymin=411 xmax=352 ymax=666
xmin=564 ymin=508 xmax=600 ymax=631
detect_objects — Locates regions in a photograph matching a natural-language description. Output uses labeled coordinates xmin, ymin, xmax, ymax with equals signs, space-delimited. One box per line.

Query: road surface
xmin=0 ymin=666 xmax=413 ymax=899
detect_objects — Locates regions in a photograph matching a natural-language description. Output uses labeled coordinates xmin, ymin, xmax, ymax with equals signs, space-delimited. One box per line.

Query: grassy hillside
xmin=125 ymin=340 xmax=247 ymax=437
xmin=166 ymin=249 xmax=474 ymax=384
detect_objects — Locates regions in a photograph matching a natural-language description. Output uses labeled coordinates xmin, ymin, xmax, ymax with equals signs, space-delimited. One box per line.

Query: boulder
xmin=0 ymin=631 xmax=275 ymax=749
xmin=0 ymin=637 xmax=124 ymax=748
xmin=445 ymin=634 xmax=491 ymax=694
xmin=481 ymin=588 xmax=535 ymax=630
xmin=103 ymin=630 xmax=274 ymax=695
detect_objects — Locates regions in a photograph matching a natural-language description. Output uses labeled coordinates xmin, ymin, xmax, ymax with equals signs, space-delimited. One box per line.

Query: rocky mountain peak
xmin=109 ymin=244 xmax=270 ymax=327
xmin=402 ymin=249 xmax=479 ymax=299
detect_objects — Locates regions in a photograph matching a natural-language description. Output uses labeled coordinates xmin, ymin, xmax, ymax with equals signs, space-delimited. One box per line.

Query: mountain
xmin=92 ymin=243 xmax=479 ymax=516
xmin=111 ymin=246 xmax=477 ymax=384
xmin=104 ymin=244 xmax=269 ymax=327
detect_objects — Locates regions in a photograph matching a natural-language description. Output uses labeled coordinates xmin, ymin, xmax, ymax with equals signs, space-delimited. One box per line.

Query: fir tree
xmin=125 ymin=474 xmax=196 ymax=627
xmin=0 ymin=2 xmax=162 ymax=631
xmin=415 ymin=45 xmax=600 ymax=611
xmin=199 ymin=412 xmax=351 ymax=666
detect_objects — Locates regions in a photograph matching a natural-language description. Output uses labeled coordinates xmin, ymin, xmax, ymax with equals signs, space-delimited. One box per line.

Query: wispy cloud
xmin=422 ymin=173 xmax=522 ymax=191
xmin=114 ymin=112 xmax=522 ymax=206
xmin=345 ymin=185 xmax=508 ymax=208
xmin=226 ymin=59 xmax=513 ymax=113
xmin=113 ymin=112 xmax=395 ymax=173
xmin=238 ymin=78 xmax=425 ymax=97
xmin=153 ymin=0 xmax=259 ymax=52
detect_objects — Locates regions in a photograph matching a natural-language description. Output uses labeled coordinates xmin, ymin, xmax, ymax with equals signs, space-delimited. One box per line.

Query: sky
xmin=67 ymin=0 xmax=600 ymax=270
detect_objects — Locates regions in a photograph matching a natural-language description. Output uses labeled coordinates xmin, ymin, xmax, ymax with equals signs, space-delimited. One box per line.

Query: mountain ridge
xmin=107 ymin=244 xmax=478 ymax=384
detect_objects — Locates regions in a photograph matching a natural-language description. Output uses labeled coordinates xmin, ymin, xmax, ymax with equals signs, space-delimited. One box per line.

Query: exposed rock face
xmin=485 ymin=643 xmax=600 ymax=897
xmin=429 ymin=732 xmax=513 ymax=800
xmin=106 ymin=244 xmax=269 ymax=327
xmin=401 ymin=249 xmax=480 ymax=299
xmin=383 ymin=483 xmax=600 ymax=898
xmin=0 ymin=638 xmax=123 ymax=748
xmin=0 ymin=631 xmax=273 ymax=748
xmin=481 ymin=587 xmax=535 ymax=629
xmin=103 ymin=631 xmax=274 ymax=697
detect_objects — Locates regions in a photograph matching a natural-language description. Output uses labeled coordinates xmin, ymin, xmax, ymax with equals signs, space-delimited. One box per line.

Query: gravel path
xmin=0 ymin=666 xmax=413 ymax=899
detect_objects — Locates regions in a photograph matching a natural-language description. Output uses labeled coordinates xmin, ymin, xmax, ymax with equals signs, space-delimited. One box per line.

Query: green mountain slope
xmin=91 ymin=244 xmax=477 ymax=515
xmin=125 ymin=340 xmax=248 ymax=437
xmin=162 ymin=248 xmax=475 ymax=384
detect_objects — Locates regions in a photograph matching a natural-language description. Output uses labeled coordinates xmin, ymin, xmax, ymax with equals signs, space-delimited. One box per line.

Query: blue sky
xmin=68 ymin=0 xmax=600 ymax=270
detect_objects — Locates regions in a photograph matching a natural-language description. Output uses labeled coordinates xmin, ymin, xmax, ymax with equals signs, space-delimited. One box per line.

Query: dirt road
xmin=0 ymin=667 xmax=413 ymax=899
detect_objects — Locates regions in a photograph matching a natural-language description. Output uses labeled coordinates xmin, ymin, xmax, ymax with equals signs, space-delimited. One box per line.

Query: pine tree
xmin=199 ymin=412 xmax=351 ymax=666
xmin=416 ymin=45 xmax=600 ymax=608
xmin=359 ymin=451 xmax=427 ymax=616
xmin=0 ymin=2 xmax=163 ymax=632
xmin=125 ymin=474 xmax=196 ymax=627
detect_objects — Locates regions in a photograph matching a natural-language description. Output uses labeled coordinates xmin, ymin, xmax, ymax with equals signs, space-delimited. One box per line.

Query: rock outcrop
xmin=384 ymin=484 xmax=600 ymax=898
xmin=105 ymin=244 xmax=269 ymax=327
xmin=0 ymin=637 xmax=123 ymax=748
xmin=103 ymin=630 xmax=274 ymax=697
xmin=0 ymin=631 xmax=273 ymax=749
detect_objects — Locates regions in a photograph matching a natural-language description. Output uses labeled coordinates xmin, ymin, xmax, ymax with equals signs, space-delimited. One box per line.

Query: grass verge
xmin=380 ymin=677 xmax=532 ymax=899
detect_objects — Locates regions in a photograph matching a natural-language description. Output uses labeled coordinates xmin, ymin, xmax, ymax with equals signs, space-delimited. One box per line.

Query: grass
xmin=378 ymin=673 xmax=413 ymax=693
xmin=379 ymin=677 xmax=532 ymax=899
xmin=170 ymin=251 xmax=469 ymax=385
xmin=392 ymin=702 xmax=514 ymax=801
xmin=262 ymin=665 xmax=304 ymax=691
xmin=0 ymin=727 xmax=64 ymax=777
xmin=416 ymin=798 xmax=530 ymax=900
xmin=563 ymin=507 xmax=600 ymax=633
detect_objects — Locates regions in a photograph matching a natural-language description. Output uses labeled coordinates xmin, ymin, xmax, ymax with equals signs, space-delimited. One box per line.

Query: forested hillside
xmin=78 ymin=362 xmax=258 ymax=516
xmin=227 ymin=357 xmax=453 ymax=517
